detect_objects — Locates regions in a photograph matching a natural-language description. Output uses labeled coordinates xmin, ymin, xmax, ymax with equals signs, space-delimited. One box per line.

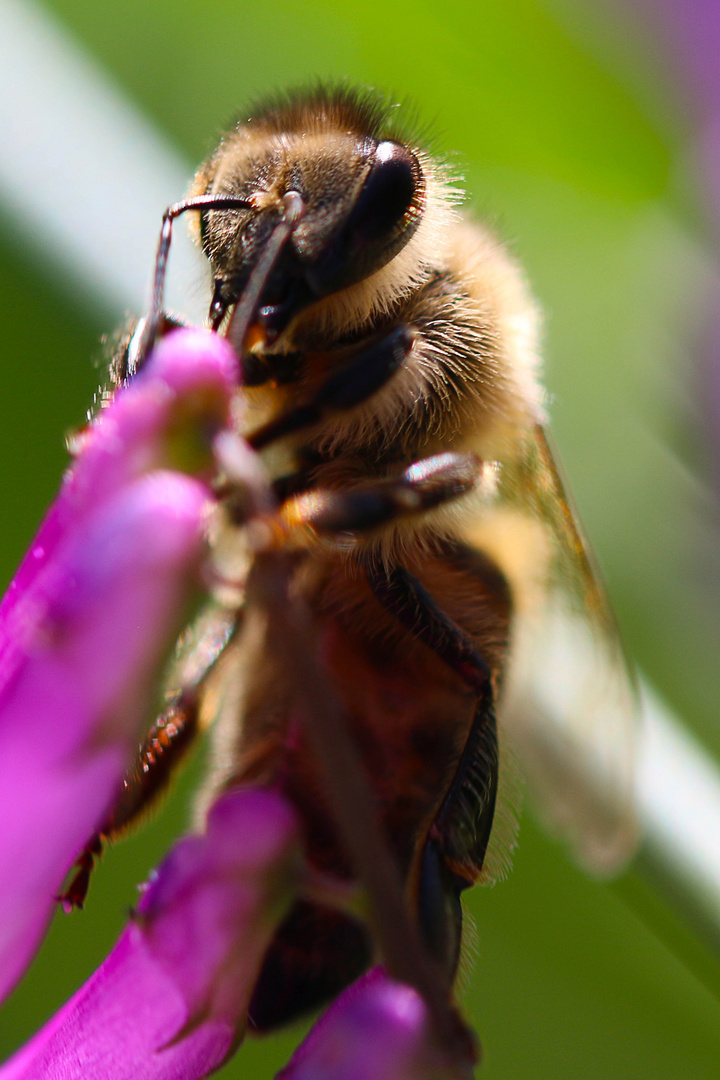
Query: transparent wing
xmin=463 ymin=423 xmax=639 ymax=875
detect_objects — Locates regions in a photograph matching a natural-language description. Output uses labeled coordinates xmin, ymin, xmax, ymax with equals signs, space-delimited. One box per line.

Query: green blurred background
xmin=2 ymin=0 xmax=720 ymax=1076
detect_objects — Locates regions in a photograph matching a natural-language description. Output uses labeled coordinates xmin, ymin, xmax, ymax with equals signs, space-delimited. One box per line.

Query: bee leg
xmin=367 ymin=563 xmax=498 ymax=973
xmin=248 ymin=325 xmax=416 ymax=451
xmin=57 ymin=834 xmax=104 ymax=912
xmin=58 ymin=692 xmax=199 ymax=910
xmin=106 ymin=313 xmax=190 ymax=389
xmin=421 ymin=697 xmax=498 ymax=973
xmin=368 ymin=562 xmax=492 ymax=692
xmin=59 ymin=603 xmax=240 ymax=909
xmin=106 ymin=692 xmax=201 ymax=833
xmin=287 ymin=451 xmax=481 ymax=535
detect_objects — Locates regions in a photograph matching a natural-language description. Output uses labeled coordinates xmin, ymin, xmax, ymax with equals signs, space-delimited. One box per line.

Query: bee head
xmin=194 ymin=91 xmax=427 ymax=341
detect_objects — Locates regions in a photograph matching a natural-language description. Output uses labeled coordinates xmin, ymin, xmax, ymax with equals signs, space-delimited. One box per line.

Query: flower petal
xmin=0 ymin=788 xmax=301 ymax=1080
xmin=0 ymin=471 xmax=210 ymax=1002
xmin=0 ymin=328 xmax=237 ymax=634
xmin=0 ymin=328 xmax=239 ymax=1000
xmin=278 ymin=967 xmax=467 ymax=1080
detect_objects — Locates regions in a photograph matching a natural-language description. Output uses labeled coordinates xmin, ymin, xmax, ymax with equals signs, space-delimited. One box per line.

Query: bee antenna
xmin=226 ymin=190 xmax=306 ymax=359
xmin=131 ymin=193 xmax=255 ymax=375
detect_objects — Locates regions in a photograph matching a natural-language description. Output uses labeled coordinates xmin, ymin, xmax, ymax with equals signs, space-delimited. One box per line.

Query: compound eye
xmin=301 ymin=139 xmax=425 ymax=299
xmin=355 ymin=140 xmax=420 ymax=241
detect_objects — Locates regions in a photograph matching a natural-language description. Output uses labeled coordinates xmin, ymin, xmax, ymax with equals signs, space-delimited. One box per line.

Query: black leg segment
xmin=367 ymin=560 xmax=499 ymax=972
xmin=367 ymin=563 xmax=491 ymax=694
xmin=248 ymin=325 xmax=415 ymax=451
xmin=297 ymin=452 xmax=480 ymax=535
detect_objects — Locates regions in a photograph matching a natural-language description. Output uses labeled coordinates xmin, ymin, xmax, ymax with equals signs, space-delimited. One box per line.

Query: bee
xmin=66 ymin=85 xmax=638 ymax=1036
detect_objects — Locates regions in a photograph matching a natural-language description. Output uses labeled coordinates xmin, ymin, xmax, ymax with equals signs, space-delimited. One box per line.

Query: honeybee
xmin=69 ymin=85 xmax=638 ymax=1037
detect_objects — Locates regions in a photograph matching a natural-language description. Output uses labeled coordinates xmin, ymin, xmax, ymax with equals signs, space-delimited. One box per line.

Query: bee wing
xmin=464 ymin=424 xmax=639 ymax=874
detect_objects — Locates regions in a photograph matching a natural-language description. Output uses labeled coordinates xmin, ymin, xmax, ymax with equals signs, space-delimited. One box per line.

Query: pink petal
xmin=0 ymin=329 xmax=239 ymax=1000
xmin=0 ymin=328 xmax=237 ymax=634
xmin=0 ymin=789 xmax=301 ymax=1080
xmin=0 ymin=471 xmax=210 ymax=1002
xmin=279 ymin=967 xmax=467 ymax=1080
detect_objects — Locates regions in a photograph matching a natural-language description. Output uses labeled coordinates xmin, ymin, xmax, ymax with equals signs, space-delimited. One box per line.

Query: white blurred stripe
xmin=638 ymin=684 xmax=720 ymax=941
xmin=0 ymin=0 xmax=207 ymax=321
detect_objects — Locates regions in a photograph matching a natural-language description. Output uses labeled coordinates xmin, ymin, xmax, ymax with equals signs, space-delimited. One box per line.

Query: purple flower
xmin=0 ymin=329 xmax=236 ymax=1001
xmin=0 ymin=327 xmax=464 ymax=1079
xmin=280 ymin=967 xmax=467 ymax=1080
xmin=0 ymin=788 xmax=302 ymax=1080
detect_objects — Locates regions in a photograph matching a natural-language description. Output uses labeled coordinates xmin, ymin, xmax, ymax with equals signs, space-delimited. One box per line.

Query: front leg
xmin=59 ymin=607 xmax=238 ymax=910
xmin=58 ymin=693 xmax=200 ymax=910
xmin=280 ymin=451 xmax=481 ymax=536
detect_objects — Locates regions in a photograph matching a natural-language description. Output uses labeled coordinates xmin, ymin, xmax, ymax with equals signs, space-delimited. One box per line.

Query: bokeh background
xmin=1 ymin=0 xmax=720 ymax=1076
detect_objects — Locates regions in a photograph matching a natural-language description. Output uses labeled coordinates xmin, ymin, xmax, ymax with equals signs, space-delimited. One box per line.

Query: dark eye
xmin=349 ymin=141 xmax=419 ymax=241
xmin=303 ymin=140 xmax=424 ymax=298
